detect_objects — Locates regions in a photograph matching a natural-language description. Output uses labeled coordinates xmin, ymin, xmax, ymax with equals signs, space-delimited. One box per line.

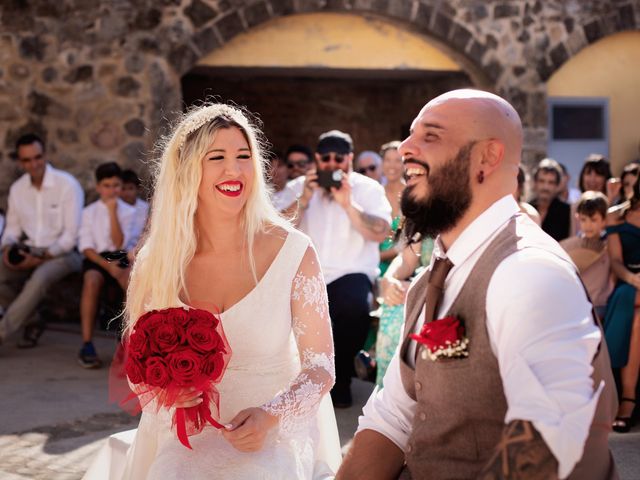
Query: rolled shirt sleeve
xmin=357 ymin=350 xmax=416 ymax=451
xmin=48 ymin=179 xmax=84 ymax=256
xmin=77 ymin=206 xmax=95 ymax=253
xmin=487 ymin=249 xmax=602 ymax=479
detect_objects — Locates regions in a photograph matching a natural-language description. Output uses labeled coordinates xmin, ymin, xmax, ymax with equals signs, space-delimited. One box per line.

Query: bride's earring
xmin=477 ymin=170 xmax=484 ymax=184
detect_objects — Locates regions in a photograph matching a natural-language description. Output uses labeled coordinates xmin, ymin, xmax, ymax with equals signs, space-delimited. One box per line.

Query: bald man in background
xmin=337 ymin=90 xmax=617 ymax=480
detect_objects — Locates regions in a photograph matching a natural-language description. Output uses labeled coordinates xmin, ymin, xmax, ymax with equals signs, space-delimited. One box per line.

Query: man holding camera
xmin=283 ymin=130 xmax=392 ymax=407
xmin=0 ymin=134 xmax=84 ymax=348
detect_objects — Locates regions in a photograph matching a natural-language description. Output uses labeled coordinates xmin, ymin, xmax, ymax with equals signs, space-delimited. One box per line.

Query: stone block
xmin=431 ymin=12 xmax=453 ymax=39
xmin=63 ymin=65 xmax=94 ymax=83
xmin=244 ymin=1 xmax=271 ymax=28
xmin=549 ymin=42 xmax=568 ymax=69
xmin=168 ymin=43 xmax=199 ymax=75
xmin=583 ymin=19 xmax=602 ymax=44
xmin=132 ymin=8 xmax=163 ymax=30
xmin=494 ymin=3 xmax=520 ymax=19
xmin=115 ymin=76 xmax=141 ymax=97
xmin=467 ymin=40 xmax=487 ymax=64
xmin=41 ymin=66 xmax=57 ymax=83
xmin=617 ymin=4 xmax=636 ymax=30
xmin=124 ymin=119 xmax=146 ymax=137
xmin=450 ymin=24 xmax=472 ymax=51
xmin=270 ymin=0 xmax=295 ymax=16
xmin=413 ymin=3 xmax=433 ymax=29
xmin=386 ymin=0 xmax=411 ymax=20
xmin=184 ymin=0 xmax=218 ymax=28
xmin=215 ymin=11 xmax=245 ymax=43
xmin=193 ymin=26 xmax=221 ymax=55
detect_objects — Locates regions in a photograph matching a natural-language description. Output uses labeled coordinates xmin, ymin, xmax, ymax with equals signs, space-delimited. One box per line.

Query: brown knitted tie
xmin=414 ymin=256 xmax=454 ymax=361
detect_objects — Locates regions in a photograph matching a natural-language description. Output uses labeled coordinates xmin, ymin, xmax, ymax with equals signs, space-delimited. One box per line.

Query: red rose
xmin=126 ymin=356 xmax=145 ymax=384
xmin=149 ymin=321 xmax=183 ymax=353
xmin=185 ymin=323 xmax=221 ymax=354
xmin=166 ymin=348 xmax=203 ymax=386
xmin=145 ymin=357 xmax=170 ymax=387
xmin=128 ymin=329 xmax=150 ymax=360
xmin=190 ymin=308 xmax=219 ymax=329
xmin=410 ymin=316 xmax=465 ymax=353
xmin=201 ymin=352 xmax=225 ymax=381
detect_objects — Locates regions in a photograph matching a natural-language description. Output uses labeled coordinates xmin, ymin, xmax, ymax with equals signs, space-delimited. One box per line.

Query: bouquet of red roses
xmin=123 ymin=307 xmax=231 ymax=449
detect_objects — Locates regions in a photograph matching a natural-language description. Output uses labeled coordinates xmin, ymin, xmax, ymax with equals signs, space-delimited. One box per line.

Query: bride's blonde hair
xmin=124 ymin=103 xmax=290 ymax=333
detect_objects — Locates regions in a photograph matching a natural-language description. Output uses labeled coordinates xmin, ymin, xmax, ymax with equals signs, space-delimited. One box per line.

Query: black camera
xmin=102 ymin=251 xmax=130 ymax=269
xmin=6 ymin=244 xmax=46 ymax=265
xmin=317 ymin=169 xmax=343 ymax=190
xmin=7 ymin=244 xmax=27 ymax=265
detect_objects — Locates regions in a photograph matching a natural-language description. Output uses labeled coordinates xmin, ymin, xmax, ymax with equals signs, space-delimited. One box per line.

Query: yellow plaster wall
xmin=547 ymin=31 xmax=640 ymax=173
xmin=197 ymin=12 xmax=461 ymax=71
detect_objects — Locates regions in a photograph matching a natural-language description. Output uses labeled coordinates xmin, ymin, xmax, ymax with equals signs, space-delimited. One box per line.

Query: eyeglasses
xmin=357 ymin=165 xmax=378 ymax=174
xmin=286 ymin=160 xmax=309 ymax=169
xmin=320 ymin=153 xmax=345 ymax=164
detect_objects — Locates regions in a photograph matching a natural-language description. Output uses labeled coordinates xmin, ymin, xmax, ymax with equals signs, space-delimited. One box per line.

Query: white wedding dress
xmin=84 ymin=229 xmax=341 ymax=479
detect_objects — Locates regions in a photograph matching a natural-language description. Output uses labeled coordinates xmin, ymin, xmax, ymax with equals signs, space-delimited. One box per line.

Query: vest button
xmin=406 ymin=444 xmax=413 ymax=453
xmin=419 ymin=412 xmax=426 ymax=421
xmin=415 ymin=381 xmax=422 ymax=391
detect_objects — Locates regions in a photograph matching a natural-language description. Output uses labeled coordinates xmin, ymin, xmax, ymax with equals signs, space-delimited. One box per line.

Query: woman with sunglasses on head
xmin=84 ymin=104 xmax=340 ymax=480
xmin=604 ymin=172 xmax=640 ymax=433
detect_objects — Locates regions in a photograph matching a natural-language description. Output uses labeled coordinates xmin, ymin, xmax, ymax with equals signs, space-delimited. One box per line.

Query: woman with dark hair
xmin=619 ymin=163 xmax=640 ymax=203
xmin=578 ymin=153 xmax=612 ymax=194
xmin=604 ymin=173 xmax=640 ymax=433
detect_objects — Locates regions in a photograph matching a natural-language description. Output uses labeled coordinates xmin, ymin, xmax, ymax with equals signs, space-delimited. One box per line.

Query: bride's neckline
xmin=188 ymin=231 xmax=293 ymax=317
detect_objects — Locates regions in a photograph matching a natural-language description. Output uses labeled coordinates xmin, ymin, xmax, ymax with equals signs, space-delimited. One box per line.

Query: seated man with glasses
xmin=285 ymin=144 xmax=314 ymax=179
xmin=355 ymin=151 xmax=383 ymax=183
xmin=282 ymin=130 xmax=392 ymax=407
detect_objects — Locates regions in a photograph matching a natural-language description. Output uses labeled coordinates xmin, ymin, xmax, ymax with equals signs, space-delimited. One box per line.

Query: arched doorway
xmin=181 ymin=13 xmax=477 ymax=153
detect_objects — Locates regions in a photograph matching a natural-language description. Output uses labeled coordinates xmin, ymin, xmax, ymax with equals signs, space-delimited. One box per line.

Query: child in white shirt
xmin=77 ymin=162 xmax=135 ymax=368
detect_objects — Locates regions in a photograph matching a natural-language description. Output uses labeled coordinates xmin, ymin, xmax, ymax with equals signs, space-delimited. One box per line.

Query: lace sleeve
xmin=260 ymin=245 xmax=336 ymax=433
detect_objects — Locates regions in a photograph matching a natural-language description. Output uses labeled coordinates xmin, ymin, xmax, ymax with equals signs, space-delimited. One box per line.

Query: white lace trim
xmin=291 ymin=271 xmax=329 ymax=318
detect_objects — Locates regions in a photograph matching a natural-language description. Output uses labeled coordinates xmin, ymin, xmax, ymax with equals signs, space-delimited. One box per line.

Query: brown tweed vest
xmin=398 ymin=214 xmax=618 ymax=480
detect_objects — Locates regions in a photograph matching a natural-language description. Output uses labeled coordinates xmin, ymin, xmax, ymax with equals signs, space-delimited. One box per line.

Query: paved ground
xmin=1 ymin=326 xmax=638 ymax=479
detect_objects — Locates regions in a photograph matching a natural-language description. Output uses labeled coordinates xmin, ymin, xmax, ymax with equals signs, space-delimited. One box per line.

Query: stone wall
xmin=0 ymin=0 xmax=638 ymax=209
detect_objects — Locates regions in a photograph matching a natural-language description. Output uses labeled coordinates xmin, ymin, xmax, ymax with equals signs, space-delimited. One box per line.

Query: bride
xmin=84 ymin=104 xmax=341 ymax=479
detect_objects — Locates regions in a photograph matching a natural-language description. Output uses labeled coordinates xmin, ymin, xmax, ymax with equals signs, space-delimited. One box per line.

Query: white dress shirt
xmin=78 ymin=198 xmax=136 ymax=253
xmin=1 ymin=164 xmax=84 ymax=256
xmin=128 ymin=198 xmax=149 ymax=251
xmin=358 ymin=195 xmax=602 ymax=479
xmin=283 ymin=172 xmax=392 ymax=284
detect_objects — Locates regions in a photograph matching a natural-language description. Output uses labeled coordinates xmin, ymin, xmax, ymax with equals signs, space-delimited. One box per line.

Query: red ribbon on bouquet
xmin=111 ymin=307 xmax=231 ymax=449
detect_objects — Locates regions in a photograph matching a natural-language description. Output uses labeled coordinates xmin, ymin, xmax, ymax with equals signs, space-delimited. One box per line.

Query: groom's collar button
xmin=415 ymin=381 xmax=422 ymax=391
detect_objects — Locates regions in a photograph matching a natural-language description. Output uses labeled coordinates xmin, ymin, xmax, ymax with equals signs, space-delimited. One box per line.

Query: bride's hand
xmin=221 ymin=407 xmax=279 ymax=452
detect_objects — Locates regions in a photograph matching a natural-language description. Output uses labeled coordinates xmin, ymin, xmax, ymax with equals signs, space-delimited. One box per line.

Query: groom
xmin=337 ymin=90 xmax=618 ymax=479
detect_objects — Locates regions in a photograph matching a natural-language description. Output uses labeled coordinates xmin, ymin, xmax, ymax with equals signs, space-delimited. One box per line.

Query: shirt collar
xmin=41 ymin=164 xmax=55 ymax=189
xmin=432 ymin=195 xmax=520 ymax=269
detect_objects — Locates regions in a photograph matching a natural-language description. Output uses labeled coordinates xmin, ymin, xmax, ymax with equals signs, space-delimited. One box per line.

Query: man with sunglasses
xmin=0 ymin=134 xmax=84 ymax=348
xmin=355 ymin=151 xmax=383 ymax=183
xmin=283 ymin=129 xmax=392 ymax=408
xmin=285 ymin=144 xmax=314 ymax=180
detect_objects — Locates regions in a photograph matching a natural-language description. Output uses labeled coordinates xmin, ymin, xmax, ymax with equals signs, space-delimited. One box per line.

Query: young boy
xmin=120 ymin=169 xmax=149 ymax=250
xmin=560 ymin=191 xmax=613 ymax=320
xmin=77 ymin=162 xmax=135 ymax=368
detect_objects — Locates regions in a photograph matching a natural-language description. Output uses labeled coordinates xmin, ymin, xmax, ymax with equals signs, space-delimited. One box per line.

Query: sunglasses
xmin=357 ymin=165 xmax=378 ymax=174
xmin=320 ymin=153 xmax=346 ymax=164
xmin=286 ymin=160 xmax=309 ymax=169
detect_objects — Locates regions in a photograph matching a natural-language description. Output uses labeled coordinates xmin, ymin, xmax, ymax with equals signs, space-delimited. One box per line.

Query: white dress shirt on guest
xmin=128 ymin=198 xmax=149 ymax=251
xmin=358 ymin=195 xmax=602 ymax=479
xmin=1 ymin=164 xmax=84 ymax=256
xmin=78 ymin=198 xmax=136 ymax=253
xmin=283 ymin=172 xmax=392 ymax=284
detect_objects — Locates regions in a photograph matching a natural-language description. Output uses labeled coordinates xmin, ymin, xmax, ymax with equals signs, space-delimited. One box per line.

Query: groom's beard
xmin=400 ymin=142 xmax=474 ymax=242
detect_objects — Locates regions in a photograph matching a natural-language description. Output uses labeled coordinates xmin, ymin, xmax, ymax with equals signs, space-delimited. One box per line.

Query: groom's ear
xmin=478 ymin=138 xmax=505 ymax=174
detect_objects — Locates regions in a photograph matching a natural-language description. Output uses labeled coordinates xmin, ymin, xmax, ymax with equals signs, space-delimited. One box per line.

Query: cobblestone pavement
xmin=1 ymin=327 xmax=638 ymax=479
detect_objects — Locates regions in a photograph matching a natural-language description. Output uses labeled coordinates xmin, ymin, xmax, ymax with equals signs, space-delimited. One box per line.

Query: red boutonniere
xmin=410 ymin=315 xmax=469 ymax=361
